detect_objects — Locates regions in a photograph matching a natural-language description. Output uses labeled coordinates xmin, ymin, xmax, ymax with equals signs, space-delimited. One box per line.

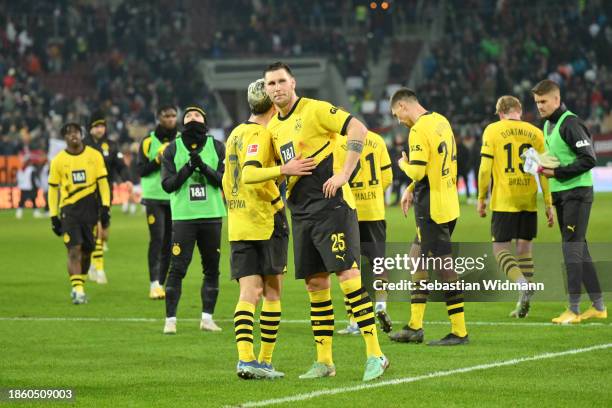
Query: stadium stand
xmin=1 ymin=0 xmax=611 ymax=208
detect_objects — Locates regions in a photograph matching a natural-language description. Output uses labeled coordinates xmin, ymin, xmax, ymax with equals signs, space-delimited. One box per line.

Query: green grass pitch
xmin=1 ymin=195 xmax=611 ymax=407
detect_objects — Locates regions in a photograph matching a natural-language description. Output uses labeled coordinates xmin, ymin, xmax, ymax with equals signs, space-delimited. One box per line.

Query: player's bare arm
xmin=323 ymin=117 xmax=367 ymax=198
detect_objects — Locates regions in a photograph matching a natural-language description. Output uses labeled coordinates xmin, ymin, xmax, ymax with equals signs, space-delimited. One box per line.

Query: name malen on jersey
xmin=508 ymin=177 xmax=531 ymax=186
xmin=227 ymin=199 xmax=246 ymax=209
xmin=500 ymin=128 xmax=537 ymax=141
xmin=355 ymin=191 xmax=377 ymax=201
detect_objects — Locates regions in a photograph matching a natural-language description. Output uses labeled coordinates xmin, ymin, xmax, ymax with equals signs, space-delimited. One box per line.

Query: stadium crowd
xmin=1 ymin=0 xmax=612 ymax=207
xmin=414 ymin=0 xmax=612 ymax=136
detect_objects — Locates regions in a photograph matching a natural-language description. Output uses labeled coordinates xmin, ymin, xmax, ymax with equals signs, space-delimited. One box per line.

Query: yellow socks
xmin=496 ymin=249 xmax=525 ymax=283
xmin=69 ymin=274 xmax=86 ymax=293
xmin=92 ymin=238 xmax=104 ymax=271
xmin=258 ymin=300 xmax=281 ymax=364
xmin=444 ymin=288 xmax=467 ymax=337
xmin=409 ymin=270 xmax=429 ymax=330
xmin=234 ymin=300 xmax=256 ymax=362
xmin=342 ymin=296 xmax=355 ymax=324
xmin=308 ymin=288 xmax=334 ymax=365
xmin=340 ymin=277 xmax=383 ymax=358
xmin=518 ymin=252 xmax=534 ymax=282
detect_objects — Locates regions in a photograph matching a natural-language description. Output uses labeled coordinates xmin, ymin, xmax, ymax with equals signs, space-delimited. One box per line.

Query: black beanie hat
xmin=182 ymin=105 xmax=207 ymax=124
xmin=89 ymin=111 xmax=106 ymax=129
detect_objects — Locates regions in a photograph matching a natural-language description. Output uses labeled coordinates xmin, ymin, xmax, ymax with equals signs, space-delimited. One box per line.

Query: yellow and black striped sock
xmin=69 ymin=274 xmax=85 ymax=293
xmin=234 ymin=300 xmax=256 ymax=362
xmin=92 ymin=238 xmax=104 ymax=271
xmin=342 ymin=296 xmax=354 ymax=324
xmin=495 ymin=250 xmax=524 ymax=282
xmin=409 ymin=270 xmax=429 ymax=330
xmin=309 ymin=288 xmax=334 ymax=365
xmin=258 ymin=299 xmax=281 ymax=364
xmin=518 ymin=253 xmax=534 ymax=282
xmin=340 ymin=277 xmax=383 ymax=358
xmin=444 ymin=288 xmax=467 ymax=337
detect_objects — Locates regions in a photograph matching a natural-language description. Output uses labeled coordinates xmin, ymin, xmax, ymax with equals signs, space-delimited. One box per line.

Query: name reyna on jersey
xmin=227 ymin=199 xmax=246 ymax=209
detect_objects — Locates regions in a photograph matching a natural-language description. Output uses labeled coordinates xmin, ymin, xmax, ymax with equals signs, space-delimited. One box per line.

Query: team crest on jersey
xmin=172 ymin=243 xmax=181 ymax=256
xmin=63 ymin=233 xmax=70 ymax=244
xmin=294 ymin=118 xmax=302 ymax=132
xmin=247 ymin=144 xmax=259 ymax=156
xmin=147 ymin=214 xmax=155 ymax=225
xmin=101 ymin=142 xmax=109 ymax=156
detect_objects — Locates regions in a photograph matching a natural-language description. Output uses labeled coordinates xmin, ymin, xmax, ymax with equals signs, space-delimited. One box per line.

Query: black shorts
xmin=359 ymin=220 xmax=386 ymax=261
xmin=62 ymin=219 xmax=96 ymax=251
xmin=491 ymin=211 xmax=537 ymax=242
xmin=416 ymin=216 xmax=456 ymax=257
xmin=292 ymin=202 xmax=361 ymax=279
xmin=230 ymin=211 xmax=289 ymax=280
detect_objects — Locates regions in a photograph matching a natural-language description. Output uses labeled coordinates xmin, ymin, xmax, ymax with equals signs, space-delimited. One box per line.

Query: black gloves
xmin=51 ymin=216 xmax=62 ymax=236
xmin=100 ymin=206 xmax=111 ymax=228
xmin=188 ymin=151 xmax=205 ymax=172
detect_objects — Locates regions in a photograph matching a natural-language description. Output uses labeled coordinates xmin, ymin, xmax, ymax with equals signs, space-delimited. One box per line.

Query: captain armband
xmin=347 ymin=140 xmax=364 ymax=153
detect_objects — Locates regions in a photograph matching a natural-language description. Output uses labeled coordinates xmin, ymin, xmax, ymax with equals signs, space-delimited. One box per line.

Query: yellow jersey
xmin=334 ymin=131 xmax=392 ymax=221
xmin=480 ymin=119 xmax=545 ymax=212
xmin=267 ymin=97 xmax=355 ymax=217
xmin=223 ymin=121 xmax=283 ymax=241
xmin=48 ymin=146 xmax=109 ymax=218
xmin=408 ymin=112 xmax=460 ymax=224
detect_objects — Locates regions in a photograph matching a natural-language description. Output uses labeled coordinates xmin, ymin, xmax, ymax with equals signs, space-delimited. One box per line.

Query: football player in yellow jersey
xmin=478 ymin=96 xmax=554 ymax=318
xmin=264 ymin=62 xmax=389 ymax=381
xmin=48 ymin=123 xmax=111 ymax=304
xmin=334 ymin=131 xmax=394 ymax=335
xmin=391 ymin=87 xmax=468 ymax=346
xmin=223 ymin=79 xmax=316 ymax=380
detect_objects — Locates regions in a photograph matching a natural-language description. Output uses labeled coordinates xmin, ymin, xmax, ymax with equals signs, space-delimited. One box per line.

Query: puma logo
xmin=315 ymin=339 xmax=324 ymax=345
xmin=335 ymin=254 xmax=346 ymax=261
xmin=364 ymin=328 xmax=374 ymax=336
xmin=567 ymin=225 xmax=576 ymax=232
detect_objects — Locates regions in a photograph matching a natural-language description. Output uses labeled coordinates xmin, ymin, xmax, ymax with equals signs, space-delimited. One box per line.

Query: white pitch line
xmin=0 ymin=316 xmax=610 ymax=327
xmin=232 ymin=343 xmax=612 ymax=408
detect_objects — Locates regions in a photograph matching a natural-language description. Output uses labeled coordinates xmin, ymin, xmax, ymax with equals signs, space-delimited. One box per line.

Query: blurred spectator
xmin=412 ymin=0 xmax=612 ymax=135
xmin=456 ymin=135 xmax=472 ymax=201
xmin=15 ymin=158 xmax=38 ymax=218
xmin=389 ymin=132 xmax=410 ymax=205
